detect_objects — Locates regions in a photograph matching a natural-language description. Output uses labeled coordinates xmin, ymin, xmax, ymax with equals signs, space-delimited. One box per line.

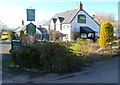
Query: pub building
xmin=43 ymin=2 xmax=100 ymax=41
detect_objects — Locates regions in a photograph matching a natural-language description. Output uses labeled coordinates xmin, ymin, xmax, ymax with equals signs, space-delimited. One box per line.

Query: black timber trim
xmin=70 ymin=10 xmax=100 ymax=26
xmin=70 ymin=10 xmax=80 ymax=23
xmin=82 ymin=10 xmax=100 ymax=26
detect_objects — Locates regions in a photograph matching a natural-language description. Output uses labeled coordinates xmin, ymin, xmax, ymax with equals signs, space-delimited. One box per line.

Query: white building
xmin=15 ymin=21 xmax=42 ymax=36
xmin=43 ymin=2 xmax=100 ymax=41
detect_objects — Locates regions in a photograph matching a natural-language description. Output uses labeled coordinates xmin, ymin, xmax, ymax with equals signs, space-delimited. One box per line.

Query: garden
xmin=3 ymin=22 xmax=120 ymax=74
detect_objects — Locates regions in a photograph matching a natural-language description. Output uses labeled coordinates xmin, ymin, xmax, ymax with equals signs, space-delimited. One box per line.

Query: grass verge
xmin=3 ymin=56 xmax=13 ymax=68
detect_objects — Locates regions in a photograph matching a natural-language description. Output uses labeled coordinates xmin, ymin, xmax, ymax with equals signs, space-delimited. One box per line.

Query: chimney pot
xmin=93 ymin=14 xmax=95 ymax=20
xmin=78 ymin=2 xmax=83 ymax=10
xmin=22 ymin=20 xmax=24 ymax=25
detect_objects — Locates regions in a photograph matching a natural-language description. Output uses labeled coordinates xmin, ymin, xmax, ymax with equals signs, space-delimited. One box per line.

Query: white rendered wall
xmin=50 ymin=20 xmax=55 ymax=30
xmin=56 ymin=18 xmax=61 ymax=31
xmin=70 ymin=10 xmax=100 ymax=38
xmin=55 ymin=19 xmax=71 ymax=41
xmin=59 ymin=24 xmax=71 ymax=41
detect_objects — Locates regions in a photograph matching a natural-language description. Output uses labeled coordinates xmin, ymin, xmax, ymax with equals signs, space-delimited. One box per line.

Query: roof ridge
xmin=55 ymin=9 xmax=78 ymax=15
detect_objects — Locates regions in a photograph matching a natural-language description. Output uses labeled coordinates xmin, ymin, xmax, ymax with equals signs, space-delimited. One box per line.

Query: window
xmin=78 ymin=14 xmax=86 ymax=23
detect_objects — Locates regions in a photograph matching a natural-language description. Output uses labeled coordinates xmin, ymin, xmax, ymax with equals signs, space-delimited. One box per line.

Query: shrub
xmin=70 ymin=38 xmax=93 ymax=57
xmin=99 ymin=22 xmax=114 ymax=48
xmin=20 ymin=30 xmax=24 ymax=36
xmin=76 ymin=38 xmax=93 ymax=45
xmin=11 ymin=46 xmax=40 ymax=69
xmin=85 ymin=39 xmax=93 ymax=44
xmin=76 ymin=38 xmax=84 ymax=43
xmin=69 ymin=38 xmax=99 ymax=63
xmin=71 ymin=30 xmax=80 ymax=40
xmin=18 ymin=34 xmax=37 ymax=46
xmin=11 ymin=42 xmax=84 ymax=73
xmin=7 ymin=30 xmax=16 ymax=40
xmin=51 ymin=31 xmax=65 ymax=41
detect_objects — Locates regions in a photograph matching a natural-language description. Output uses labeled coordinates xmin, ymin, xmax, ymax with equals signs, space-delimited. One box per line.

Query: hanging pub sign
xmin=26 ymin=23 xmax=36 ymax=34
xmin=27 ymin=9 xmax=35 ymax=21
xmin=78 ymin=14 xmax=86 ymax=23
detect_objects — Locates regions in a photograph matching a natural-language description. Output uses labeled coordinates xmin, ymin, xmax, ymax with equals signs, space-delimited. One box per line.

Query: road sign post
xmin=11 ymin=40 xmax=21 ymax=49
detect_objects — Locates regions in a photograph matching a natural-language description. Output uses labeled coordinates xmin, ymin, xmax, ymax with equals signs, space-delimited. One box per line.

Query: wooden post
xmin=93 ymin=32 xmax=96 ymax=42
xmin=80 ymin=32 xmax=81 ymax=38
xmin=86 ymin=33 xmax=88 ymax=38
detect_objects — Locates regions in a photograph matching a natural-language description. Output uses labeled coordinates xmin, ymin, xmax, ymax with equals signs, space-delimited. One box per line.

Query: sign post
xmin=11 ymin=40 xmax=21 ymax=49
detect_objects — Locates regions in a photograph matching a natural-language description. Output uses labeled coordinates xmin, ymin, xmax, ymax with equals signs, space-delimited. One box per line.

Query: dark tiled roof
xmin=43 ymin=9 xmax=78 ymax=26
xmin=53 ymin=9 xmax=78 ymax=24
xmin=43 ymin=9 xmax=100 ymax=26
xmin=37 ymin=27 xmax=47 ymax=33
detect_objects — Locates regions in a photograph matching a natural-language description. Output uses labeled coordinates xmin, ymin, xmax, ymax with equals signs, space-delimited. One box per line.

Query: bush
xmin=76 ymin=38 xmax=93 ymax=44
xmin=20 ymin=30 xmax=24 ymax=36
xmin=70 ymin=38 xmax=93 ymax=57
xmin=71 ymin=31 xmax=80 ymax=40
xmin=7 ymin=30 xmax=16 ymax=40
xmin=11 ymin=42 xmax=84 ymax=73
xmin=99 ymin=22 xmax=114 ymax=48
xmin=50 ymin=31 xmax=65 ymax=41
xmin=76 ymin=38 xmax=85 ymax=43
xmin=11 ymin=46 xmax=40 ymax=69
xmin=18 ymin=34 xmax=38 ymax=46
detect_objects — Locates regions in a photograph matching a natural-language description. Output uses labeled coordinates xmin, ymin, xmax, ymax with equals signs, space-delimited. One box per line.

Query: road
xmin=0 ymin=41 xmax=11 ymax=84
xmin=1 ymin=41 xmax=119 ymax=83
xmin=0 ymin=41 xmax=11 ymax=62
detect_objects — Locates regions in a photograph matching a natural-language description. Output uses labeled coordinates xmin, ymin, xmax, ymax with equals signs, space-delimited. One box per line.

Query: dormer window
xmin=78 ymin=14 xmax=86 ymax=23
xmin=52 ymin=18 xmax=57 ymax=30
xmin=52 ymin=18 xmax=57 ymax=24
xmin=57 ymin=17 xmax=64 ymax=30
xmin=58 ymin=17 xmax=64 ymax=23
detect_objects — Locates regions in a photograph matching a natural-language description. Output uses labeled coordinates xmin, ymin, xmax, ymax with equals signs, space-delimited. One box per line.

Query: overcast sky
xmin=0 ymin=0 xmax=119 ymax=28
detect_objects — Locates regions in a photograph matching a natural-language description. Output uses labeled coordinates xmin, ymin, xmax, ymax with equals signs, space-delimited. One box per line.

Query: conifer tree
xmin=99 ymin=22 xmax=114 ymax=48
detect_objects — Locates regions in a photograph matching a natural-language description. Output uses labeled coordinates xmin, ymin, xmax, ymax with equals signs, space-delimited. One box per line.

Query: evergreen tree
xmin=99 ymin=22 xmax=114 ymax=48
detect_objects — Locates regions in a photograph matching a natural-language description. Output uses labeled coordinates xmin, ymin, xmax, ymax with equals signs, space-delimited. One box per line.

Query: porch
xmin=80 ymin=26 xmax=97 ymax=42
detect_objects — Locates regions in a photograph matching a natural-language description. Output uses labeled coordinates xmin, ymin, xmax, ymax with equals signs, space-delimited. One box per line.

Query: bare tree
xmin=95 ymin=12 xmax=118 ymax=28
xmin=0 ymin=21 xmax=8 ymax=30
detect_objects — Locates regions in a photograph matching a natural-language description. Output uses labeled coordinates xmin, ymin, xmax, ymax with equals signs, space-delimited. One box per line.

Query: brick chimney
xmin=78 ymin=2 xmax=83 ymax=10
xmin=22 ymin=20 xmax=24 ymax=25
xmin=93 ymin=14 xmax=95 ymax=20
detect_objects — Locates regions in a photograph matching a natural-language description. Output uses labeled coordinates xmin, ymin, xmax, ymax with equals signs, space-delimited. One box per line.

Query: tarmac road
xmin=0 ymin=41 xmax=11 ymax=61
xmin=0 ymin=41 xmax=11 ymax=85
